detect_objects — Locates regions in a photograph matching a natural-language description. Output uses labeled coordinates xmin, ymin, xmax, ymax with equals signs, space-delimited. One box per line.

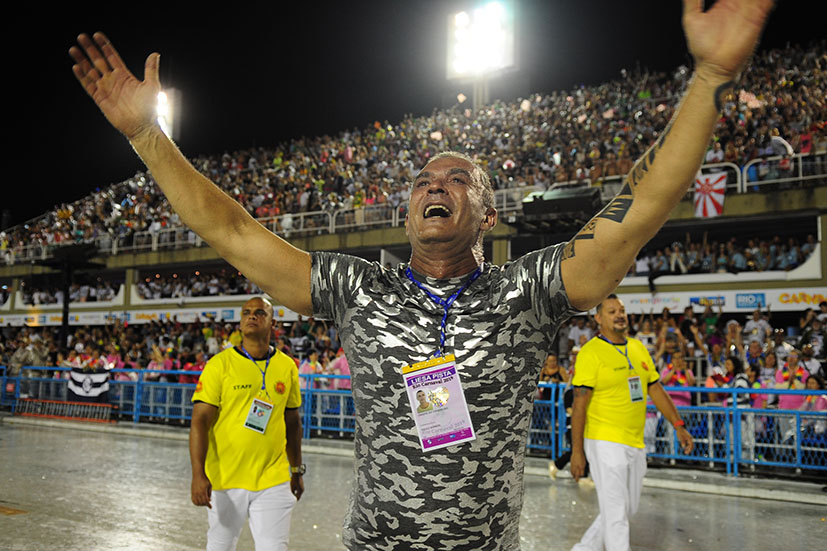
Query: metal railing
xmin=3 ymin=367 xmax=824 ymax=476
xmin=533 ymin=383 xmax=827 ymax=476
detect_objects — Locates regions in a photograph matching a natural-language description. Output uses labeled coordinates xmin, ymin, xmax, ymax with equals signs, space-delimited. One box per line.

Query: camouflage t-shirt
xmin=311 ymin=243 xmax=578 ymax=550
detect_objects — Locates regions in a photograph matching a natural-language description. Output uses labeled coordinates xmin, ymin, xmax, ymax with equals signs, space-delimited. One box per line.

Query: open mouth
xmin=424 ymin=205 xmax=452 ymax=218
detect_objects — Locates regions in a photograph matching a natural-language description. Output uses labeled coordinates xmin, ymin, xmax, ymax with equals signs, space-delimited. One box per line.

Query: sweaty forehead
xmin=243 ymin=299 xmax=273 ymax=314
xmin=418 ymin=157 xmax=476 ymax=178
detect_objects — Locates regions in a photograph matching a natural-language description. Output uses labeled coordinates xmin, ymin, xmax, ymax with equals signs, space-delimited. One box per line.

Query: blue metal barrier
xmin=3 ymin=367 xmax=825 ymax=476
xmin=301 ymin=373 xmax=355 ymax=439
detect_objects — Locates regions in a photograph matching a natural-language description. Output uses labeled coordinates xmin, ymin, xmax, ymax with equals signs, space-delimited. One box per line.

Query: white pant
xmin=207 ymin=482 xmax=296 ymax=551
xmin=643 ymin=414 xmax=658 ymax=454
xmin=572 ymin=439 xmax=647 ymax=551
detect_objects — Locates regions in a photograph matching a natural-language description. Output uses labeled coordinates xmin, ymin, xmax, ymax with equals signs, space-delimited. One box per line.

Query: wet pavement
xmin=1 ymin=420 xmax=825 ymax=550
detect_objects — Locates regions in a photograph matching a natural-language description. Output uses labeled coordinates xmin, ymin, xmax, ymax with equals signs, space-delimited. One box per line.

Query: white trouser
xmin=207 ymin=482 xmax=296 ymax=551
xmin=741 ymin=410 xmax=756 ymax=461
xmin=643 ymin=414 xmax=658 ymax=454
xmin=572 ymin=439 xmax=647 ymax=551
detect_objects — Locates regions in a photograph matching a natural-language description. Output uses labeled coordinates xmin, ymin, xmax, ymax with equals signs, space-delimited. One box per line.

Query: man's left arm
xmin=284 ymin=408 xmax=304 ymax=500
xmin=561 ymin=0 xmax=773 ymax=310
xmin=649 ymin=381 xmax=694 ymax=454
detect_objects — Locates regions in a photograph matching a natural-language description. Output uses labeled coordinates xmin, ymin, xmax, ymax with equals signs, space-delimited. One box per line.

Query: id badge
xmin=244 ymin=398 xmax=274 ymax=433
xmin=628 ymin=375 xmax=643 ymax=403
xmin=402 ymin=354 xmax=476 ymax=452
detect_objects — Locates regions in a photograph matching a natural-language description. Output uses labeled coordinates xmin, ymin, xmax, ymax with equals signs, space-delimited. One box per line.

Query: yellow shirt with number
xmin=571 ymin=336 xmax=659 ymax=448
xmin=192 ymin=346 xmax=301 ymax=491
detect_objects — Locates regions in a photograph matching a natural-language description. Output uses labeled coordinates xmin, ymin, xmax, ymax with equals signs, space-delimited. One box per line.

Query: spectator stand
xmin=17 ymin=275 xmax=124 ymax=308
xmin=5 ymin=41 xmax=824 ymax=268
xmin=620 ymin=240 xmax=821 ymax=288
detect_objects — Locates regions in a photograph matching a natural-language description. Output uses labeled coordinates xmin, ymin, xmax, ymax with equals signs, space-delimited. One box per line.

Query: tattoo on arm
xmin=595 ymin=183 xmax=633 ymax=223
xmin=627 ymin=122 xmax=673 ymax=191
xmin=562 ymin=181 xmax=634 ymax=261
xmin=563 ymin=116 xmax=677 ymax=262
xmin=714 ymin=80 xmax=736 ymax=113
xmin=574 ymin=387 xmax=591 ymax=397
xmin=562 ymin=219 xmax=596 ymax=260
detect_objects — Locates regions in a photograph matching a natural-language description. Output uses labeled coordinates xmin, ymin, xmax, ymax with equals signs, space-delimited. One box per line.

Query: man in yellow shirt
xmin=189 ymin=297 xmax=303 ymax=551
xmin=570 ymin=295 xmax=692 ymax=551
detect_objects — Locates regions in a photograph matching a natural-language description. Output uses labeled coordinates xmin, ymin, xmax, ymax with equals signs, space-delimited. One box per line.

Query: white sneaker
xmin=578 ymin=477 xmax=595 ymax=489
xmin=548 ymin=463 xmax=558 ymax=480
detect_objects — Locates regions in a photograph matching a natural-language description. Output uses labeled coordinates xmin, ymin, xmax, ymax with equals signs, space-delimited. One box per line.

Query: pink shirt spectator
xmin=775 ymin=365 xmax=808 ymax=410
xmin=660 ymin=366 xmax=693 ymax=407
xmin=749 ymin=381 xmax=769 ymax=409
xmin=330 ymin=354 xmax=351 ymax=391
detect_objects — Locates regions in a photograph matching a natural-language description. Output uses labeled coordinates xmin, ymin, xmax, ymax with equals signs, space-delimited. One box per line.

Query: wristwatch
xmin=290 ymin=464 xmax=306 ymax=476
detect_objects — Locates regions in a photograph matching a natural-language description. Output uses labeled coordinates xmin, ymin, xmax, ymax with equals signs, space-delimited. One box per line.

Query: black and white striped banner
xmin=67 ymin=367 xmax=110 ymax=403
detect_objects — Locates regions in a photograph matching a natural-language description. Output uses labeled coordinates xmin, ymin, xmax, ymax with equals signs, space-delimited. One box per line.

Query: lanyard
xmin=598 ymin=335 xmax=635 ymax=371
xmin=240 ymin=345 xmax=271 ymax=393
xmin=405 ymin=265 xmax=482 ymax=357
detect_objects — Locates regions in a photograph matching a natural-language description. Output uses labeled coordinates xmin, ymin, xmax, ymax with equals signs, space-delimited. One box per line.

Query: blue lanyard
xmin=598 ymin=335 xmax=635 ymax=371
xmin=405 ymin=265 xmax=483 ymax=357
xmin=240 ymin=345 xmax=271 ymax=392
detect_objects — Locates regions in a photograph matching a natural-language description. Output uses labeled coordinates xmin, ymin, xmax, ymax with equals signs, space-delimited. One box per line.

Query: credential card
xmin=402 ymin=354 xmax=476 ymax=452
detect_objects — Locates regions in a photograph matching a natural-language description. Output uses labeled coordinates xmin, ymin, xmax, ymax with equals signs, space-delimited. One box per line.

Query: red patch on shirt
xmin=195 ymin=380 xmax=203 ymax=392
xmin=641 ymin=362 xmax=649 ymax=371
xmin=275 ymin=382 xmax=286 ymax=395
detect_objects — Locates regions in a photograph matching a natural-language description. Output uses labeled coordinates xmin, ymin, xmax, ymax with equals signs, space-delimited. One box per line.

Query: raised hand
xmin=682 ymin=0 xmax=774 ymax=80
xmin=69 ymin=33 xmax=161 ymax=140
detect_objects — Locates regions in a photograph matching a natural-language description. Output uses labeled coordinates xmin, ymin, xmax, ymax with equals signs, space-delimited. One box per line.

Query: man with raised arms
xmin=70 ymin=1 xmax=772 ymax=548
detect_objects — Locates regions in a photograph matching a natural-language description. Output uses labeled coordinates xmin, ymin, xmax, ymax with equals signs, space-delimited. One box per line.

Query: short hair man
xmin=743 ymin=308 xmax=772 ymax=344
xmin=71 ymin=4 xmax=771 ymax=548
xmin=189 ymin=297 xmax=303 ymax=550
xmin=570 ymin=295 xmax=693 ymax=551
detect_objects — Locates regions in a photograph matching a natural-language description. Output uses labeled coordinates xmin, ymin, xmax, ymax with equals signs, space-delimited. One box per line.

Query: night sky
xmin=9 ymin=0 xmax=821 ymax=228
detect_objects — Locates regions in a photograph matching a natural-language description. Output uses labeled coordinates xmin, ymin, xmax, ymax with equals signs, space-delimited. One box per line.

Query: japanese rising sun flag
xmin=694 ymin=172 xmax=727 ymax=218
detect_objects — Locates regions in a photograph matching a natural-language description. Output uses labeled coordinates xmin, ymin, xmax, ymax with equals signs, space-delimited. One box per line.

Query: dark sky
xmin=9 ymin=0 xmax=821 ymax=228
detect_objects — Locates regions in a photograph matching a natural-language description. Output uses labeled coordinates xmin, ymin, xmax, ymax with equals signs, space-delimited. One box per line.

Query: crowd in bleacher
xmin=19 ymin=280 xmax=119 ymax=306
xmin=633 ymin=233 xmax=819 ymax=277
xmin=135 ymin=270 xmax=263 ymax=300
xmin=7 ymin=227 xmax=820 ymax=307
xmin=0 ymin=314 xmax=343 ymax=385
xmin=0 ymin=41 xmax=824 ymax=264
xmin=4 ymin=299 xmax=825 ymax=391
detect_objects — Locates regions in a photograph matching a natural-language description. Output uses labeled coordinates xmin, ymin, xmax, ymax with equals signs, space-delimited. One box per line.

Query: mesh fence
xmin=4 ymin=370 xmax=826 ymax=475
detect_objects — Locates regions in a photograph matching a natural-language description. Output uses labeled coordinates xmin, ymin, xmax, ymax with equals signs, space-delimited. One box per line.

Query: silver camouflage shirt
xmin=311 ymin=243 xmax=578 ymax=550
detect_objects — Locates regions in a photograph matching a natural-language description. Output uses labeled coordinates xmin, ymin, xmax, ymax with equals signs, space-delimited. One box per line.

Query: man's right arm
xmin=569 ymin=386 xmax=592 ymax=481
xmin=189 ymin=401 xmax=218 ymax=508
xmin=70 ymin=34 xmax=312 ymax=315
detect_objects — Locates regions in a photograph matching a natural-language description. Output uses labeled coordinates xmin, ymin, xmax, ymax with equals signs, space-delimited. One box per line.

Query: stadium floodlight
xmin=446 ymin=2 xmax=515 ymax=80
xmin=156 ymin=88 xmax=181 ymax=141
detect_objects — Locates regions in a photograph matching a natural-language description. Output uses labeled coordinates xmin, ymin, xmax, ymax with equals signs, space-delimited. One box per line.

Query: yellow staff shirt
xmin=193 ymin=346 xmax=301 ymax=491
xmin=571 ymin=336 xmax=659 ymax=448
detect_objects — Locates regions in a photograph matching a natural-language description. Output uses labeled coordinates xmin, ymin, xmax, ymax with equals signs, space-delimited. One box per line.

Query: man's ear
xmin=480 ymin=207 xmax=498 ymax=232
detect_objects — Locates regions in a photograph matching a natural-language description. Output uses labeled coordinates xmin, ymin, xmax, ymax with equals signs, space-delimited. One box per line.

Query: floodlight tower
xmin=446 ymin=2 xmax=516 ymax=112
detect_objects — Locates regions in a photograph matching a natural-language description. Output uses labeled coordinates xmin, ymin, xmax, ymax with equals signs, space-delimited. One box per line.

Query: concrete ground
xmin=1 ymin=416 xmax=825 ymax=550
